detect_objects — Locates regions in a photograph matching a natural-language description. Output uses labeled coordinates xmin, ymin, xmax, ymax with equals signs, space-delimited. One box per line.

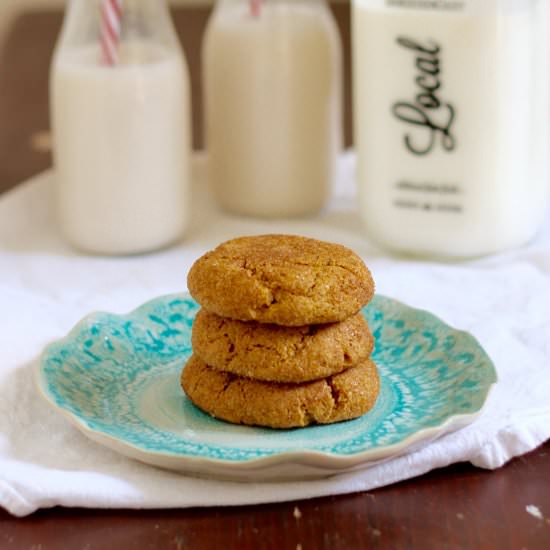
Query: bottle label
xmin=391 ymin=37 xmax=456 ymax=157
xmin=353 ymin=0 xmax=483 ymax=216
xmin=390 ymin=36 xmax=461 ymax=213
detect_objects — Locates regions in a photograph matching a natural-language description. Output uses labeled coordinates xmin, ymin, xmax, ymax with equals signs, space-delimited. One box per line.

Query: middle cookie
xmin=191 ymin=309 xmax=374 ymax=383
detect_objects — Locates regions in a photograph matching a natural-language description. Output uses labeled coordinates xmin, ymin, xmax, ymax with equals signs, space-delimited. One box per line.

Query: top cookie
xmin=187 ymin=234 xmax=374 ymax=326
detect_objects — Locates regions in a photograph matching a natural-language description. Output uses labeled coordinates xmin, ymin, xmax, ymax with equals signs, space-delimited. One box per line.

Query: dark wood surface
xmin=1 ymin=444 xmax=549 ymax=549
xmin=1 ymin=6 xmax=550 ymax=549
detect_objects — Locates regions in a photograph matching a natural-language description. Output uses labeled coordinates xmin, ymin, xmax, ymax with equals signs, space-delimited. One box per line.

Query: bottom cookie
xmin=180 ymin=355 xmax=380 ymax=429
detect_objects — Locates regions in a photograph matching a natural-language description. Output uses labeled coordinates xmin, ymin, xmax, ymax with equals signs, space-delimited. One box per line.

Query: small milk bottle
xmin=50 ymin=0 xmax=191 ymax=255
xmin=353 ymin=0 xmax=550 ymax=258
xmin=203 ymin=0 xmax=342 ymax=218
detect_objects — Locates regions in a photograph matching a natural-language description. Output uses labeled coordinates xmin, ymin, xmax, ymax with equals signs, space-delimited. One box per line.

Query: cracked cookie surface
xmin=187 ymin=234 xmax=375 ymax=326
xmin=180 ymin=355 xmax=380 ymax=429
xmin=192 ymin=309 xmax=374 ymax=383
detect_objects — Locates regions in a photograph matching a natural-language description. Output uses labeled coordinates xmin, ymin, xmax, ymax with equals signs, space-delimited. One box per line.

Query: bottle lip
xmin=353 ymin=0 xmax=536 ymax=15
xmin=55 ymin=0 xmax=184 ymax=56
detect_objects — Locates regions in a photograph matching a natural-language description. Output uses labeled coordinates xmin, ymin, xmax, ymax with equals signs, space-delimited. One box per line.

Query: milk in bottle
xmin=51 ymin=0 xmax=191 ymax=255
xmin=204 ymin=0 xmax=342 ymax=218
xmin=353 ymin=0 xmax=550 ymax=257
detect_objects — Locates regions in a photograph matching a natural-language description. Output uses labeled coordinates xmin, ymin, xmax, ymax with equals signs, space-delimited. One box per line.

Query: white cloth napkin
xmin=1 ymin=154 xmax=549 ymax=517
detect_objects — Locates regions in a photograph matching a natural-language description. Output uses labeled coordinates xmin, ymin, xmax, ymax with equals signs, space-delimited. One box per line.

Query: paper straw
xmin=100 ymin=0 xmax=123 ymax=66
xmin=250 ymin=0 xmax=262 ymax=17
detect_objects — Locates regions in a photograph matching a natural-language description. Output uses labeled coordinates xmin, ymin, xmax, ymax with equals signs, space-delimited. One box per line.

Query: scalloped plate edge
xmin=34 ymin=358 xmax=496 ymax=481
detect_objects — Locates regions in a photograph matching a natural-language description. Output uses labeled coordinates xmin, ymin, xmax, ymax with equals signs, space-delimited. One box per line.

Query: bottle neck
xmin=216 ymin=0 xmax=330 ymax=16
xmin=59 ymin=0 xmax=180 ymax=53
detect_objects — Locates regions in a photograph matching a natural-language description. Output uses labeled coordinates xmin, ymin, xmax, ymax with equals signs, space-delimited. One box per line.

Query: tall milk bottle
xmin=353 ymin=0 xmax=550 ymax=258
xmin=204 ymin=0 xmax=342 ymax=218
xmin=51 ymin=0 xmax=191 ymax=255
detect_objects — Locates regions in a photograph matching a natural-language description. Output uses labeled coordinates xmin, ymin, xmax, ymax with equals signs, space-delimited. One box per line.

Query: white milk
xmin=51 ymin=42 xmax=190 ymax=255
xmin=204 ymin=0 xmax=341 ymax=218
xmin=353 ymin=0 xmax=550 ymax=257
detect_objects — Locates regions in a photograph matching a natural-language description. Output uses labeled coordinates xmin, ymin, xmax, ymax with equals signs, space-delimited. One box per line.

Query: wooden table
xmin=1 ymin=8 xmax=549 ymax=549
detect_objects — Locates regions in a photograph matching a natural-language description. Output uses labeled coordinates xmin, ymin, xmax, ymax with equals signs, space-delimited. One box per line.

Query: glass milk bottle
xmin=204 ymin=0 xmax=342 ymax=218
xmin=353 ymin=0 xmax=550 ymax=258
xmin=50 ymin=0 xmax=191 ymax=255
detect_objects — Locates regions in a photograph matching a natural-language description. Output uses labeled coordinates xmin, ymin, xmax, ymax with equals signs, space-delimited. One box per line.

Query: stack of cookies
xmin=181 ymin=234 xmax=379 ymax=429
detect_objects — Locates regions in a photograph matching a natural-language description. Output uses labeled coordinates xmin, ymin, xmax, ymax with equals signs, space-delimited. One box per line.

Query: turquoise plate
xmin=36 ymin=294 xmax=497 ymax=481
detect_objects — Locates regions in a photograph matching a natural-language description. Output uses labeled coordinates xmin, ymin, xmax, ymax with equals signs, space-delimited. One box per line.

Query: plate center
xmin=135 ymin=369 xmax=396 ymax=452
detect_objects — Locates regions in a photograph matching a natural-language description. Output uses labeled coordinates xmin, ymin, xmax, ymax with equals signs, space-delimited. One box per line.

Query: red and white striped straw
xmin=250 ymin=0 xmax=262 ymax=17
xmin=100 ymin=0 xmax=123 ymax=66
